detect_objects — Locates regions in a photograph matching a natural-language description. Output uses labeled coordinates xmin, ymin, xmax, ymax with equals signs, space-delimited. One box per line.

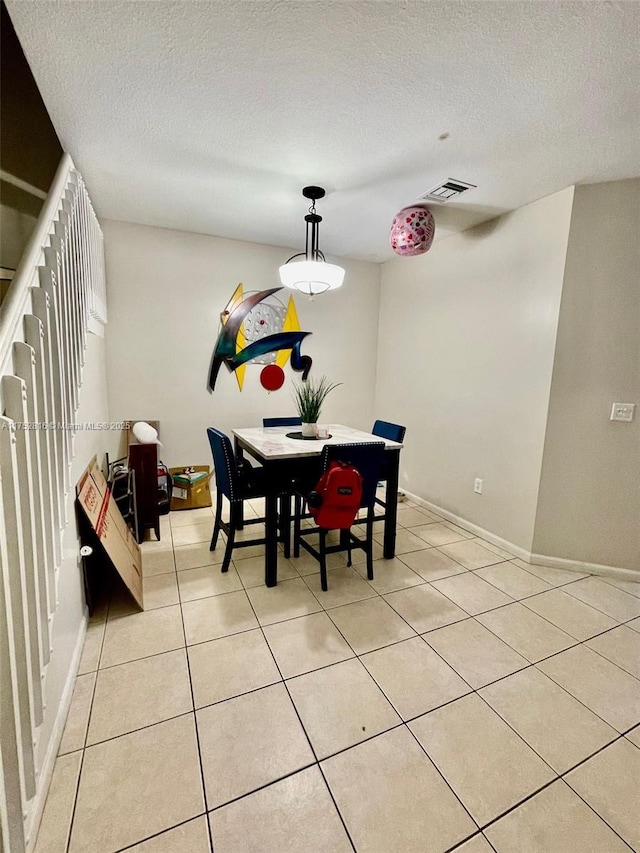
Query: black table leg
xmin=265 ymin=491 xmax=279 ymax=586
xmin=383 ymin=451 xmax=400 ymax=559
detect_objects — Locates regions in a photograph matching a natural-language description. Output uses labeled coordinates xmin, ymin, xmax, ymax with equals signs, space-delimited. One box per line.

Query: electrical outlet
xmin=474 ymin=478 xmax=483 ymax=494
xmin=610 ymin=403 xmax=636 ymax=422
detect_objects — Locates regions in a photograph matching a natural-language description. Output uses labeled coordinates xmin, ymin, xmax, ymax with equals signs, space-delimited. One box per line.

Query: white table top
xmin=232 ymin=423 xmax=403 ymax=461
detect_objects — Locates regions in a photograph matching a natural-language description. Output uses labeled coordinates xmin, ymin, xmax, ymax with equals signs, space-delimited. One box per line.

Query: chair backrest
xmin=321 ymin=442 xmax=385 ymax=509
xmin=263 ymin=416 xmax=302 ymax=427
xmin=372 ymin=419 xmax=406 ymax=443
xmin=206 ymin=427 xmax=239 ymax=500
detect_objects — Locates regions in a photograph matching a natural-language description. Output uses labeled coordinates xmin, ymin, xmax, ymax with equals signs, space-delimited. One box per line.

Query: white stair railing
xmin=0 ymin=153 xmax=106 ymax=852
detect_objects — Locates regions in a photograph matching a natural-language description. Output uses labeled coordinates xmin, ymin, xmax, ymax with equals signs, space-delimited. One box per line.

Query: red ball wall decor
xmin=389 ymin=206 xmax=435 ymax=256
xmin=260 ymin=364 xmax=285 ymax=391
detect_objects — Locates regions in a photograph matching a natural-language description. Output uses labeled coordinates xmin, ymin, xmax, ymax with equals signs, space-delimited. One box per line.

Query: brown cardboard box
xmin=76 ymin=456 xmax=143 ymax=609
xmin=169 ymin=465 xmax=213 ymax=510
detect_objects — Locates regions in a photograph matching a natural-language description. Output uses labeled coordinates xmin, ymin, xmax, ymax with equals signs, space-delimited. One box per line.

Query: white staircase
xmin=0 ymin=153 xmax=106 ymax=851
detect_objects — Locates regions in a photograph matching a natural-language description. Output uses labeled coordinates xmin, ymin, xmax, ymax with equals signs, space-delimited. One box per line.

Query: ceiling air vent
xmin=419 ymin=178 xmax=476 ymax=203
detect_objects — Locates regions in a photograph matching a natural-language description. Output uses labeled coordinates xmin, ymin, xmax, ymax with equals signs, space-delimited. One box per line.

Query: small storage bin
xmin=169 ymin=465 xmax=213 ymax=510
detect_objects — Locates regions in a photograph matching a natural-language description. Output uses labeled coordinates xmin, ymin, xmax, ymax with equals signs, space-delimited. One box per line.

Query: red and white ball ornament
xmin=389 ymin=205 xmax=435 ymax=256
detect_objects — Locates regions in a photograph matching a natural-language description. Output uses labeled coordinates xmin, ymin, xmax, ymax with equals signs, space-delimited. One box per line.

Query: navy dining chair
xmin=372 ymin=419 xmax=406 ymax=445
xmin=371 ymin=419 xmax=406 ymax=521
xmin=207 ymin=427 xmax=279 ymax=574
xmin=293 ymin=442 xmax=385 ymax=591
xmin=263 ymin=416 xmax=302 ymax=428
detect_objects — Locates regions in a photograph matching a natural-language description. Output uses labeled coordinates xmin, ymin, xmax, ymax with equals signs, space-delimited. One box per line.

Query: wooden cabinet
xmin=128 ymin=442 xmax=160 ymax=541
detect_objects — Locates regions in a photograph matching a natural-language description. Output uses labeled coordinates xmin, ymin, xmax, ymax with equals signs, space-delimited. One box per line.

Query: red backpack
xmin=308 ymin=461 xmax=363 ymax=529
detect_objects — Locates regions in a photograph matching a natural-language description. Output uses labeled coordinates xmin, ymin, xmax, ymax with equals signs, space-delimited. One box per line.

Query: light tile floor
xmin=35 ymin=498 xmax=640 ymax=852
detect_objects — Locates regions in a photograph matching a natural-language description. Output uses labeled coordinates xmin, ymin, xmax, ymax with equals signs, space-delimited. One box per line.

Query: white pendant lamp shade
xmin=279 ymin=260 xmax=345 ymax=295
xmin=279 ymin=186 xmax=345 ymax=296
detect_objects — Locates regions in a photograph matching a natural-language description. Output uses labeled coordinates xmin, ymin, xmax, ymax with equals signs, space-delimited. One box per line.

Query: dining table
xmin=232 ymin=424 xmax=404 ymax=587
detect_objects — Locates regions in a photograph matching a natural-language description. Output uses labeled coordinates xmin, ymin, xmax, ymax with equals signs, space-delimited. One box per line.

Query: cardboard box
xmin=170 ymin=465 xmax=213 ymax=510
xmin=76 ymin=456 xmax=143 ymax=609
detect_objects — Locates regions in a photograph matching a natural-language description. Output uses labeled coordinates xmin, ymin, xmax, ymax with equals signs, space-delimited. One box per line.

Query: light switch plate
xmin=610 ymin=403 xmax=636 ymax=422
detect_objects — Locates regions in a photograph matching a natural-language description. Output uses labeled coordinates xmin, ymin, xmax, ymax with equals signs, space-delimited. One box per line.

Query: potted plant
xmin=293 ymin=375 xmax=342 ymax=437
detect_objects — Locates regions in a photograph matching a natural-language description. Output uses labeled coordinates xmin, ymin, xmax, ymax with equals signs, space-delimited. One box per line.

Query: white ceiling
xmin=7 ymin=0 xmax=640 ymax=262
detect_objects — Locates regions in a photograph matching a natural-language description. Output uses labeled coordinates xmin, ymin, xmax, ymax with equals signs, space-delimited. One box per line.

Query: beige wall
xmin=532 ymin=179 xmax=640 ymax=571
xmin=376 ymin=188 xmax=574 ymax=551
xmin=102 ymin=220 xmax=381 ymax=468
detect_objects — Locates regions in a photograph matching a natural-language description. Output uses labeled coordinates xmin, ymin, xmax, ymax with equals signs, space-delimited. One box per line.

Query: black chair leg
xmin=319 ymin=528 xmax=328 ymax=591
xmin=366 ymin=510 xmax=375 ymax=580
xmin=221 ymin=521 xmax=235 ymax=573
xmin=280 ymin=494 xmax=291 ymax=558
xmin=293 ymin=494 xmax=302 ymax=558
xmin=211 ymin=491 xmax=223 ymax=551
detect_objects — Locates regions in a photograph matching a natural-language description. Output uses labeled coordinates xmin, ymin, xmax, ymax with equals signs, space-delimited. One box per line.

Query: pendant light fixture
xmin=279 ymin=186 xmax=345 ymax=296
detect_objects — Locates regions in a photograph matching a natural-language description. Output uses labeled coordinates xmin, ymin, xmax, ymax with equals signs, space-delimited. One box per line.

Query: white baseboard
xmin=402 ymin=490 xmax=639 ymax=582
xmin=25 ymin=611 xmax=88 ymax=851
xmin=529 ymin=552 xmax=640 ymax=582
xmin=402 ymin=490 xmax=532 ymax=562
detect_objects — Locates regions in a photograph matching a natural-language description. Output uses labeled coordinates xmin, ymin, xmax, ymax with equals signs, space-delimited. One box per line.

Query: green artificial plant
xmin=293 ymin=375 xmax=342 ymax=423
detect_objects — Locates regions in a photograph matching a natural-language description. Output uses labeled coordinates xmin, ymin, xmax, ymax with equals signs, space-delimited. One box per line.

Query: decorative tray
xmin=285 ymin=431 xmax=332 ymax=441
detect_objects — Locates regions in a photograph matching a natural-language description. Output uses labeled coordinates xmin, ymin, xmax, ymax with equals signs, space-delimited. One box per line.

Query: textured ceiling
xmin=6 ymin=0 xmax=640 ymax=261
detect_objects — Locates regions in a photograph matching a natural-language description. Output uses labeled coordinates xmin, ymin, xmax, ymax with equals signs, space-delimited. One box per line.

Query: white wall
xmin=102 ymin=221 xmax=381 ymax=468
xmin=532 ymin=179 xmax=640 ymax=571
xmin=376 ymin=188 xmax=574 ymax=552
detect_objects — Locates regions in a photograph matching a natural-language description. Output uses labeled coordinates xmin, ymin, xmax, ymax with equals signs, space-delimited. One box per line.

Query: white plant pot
xmin=301 ymin=422 xmax=318 ymax=438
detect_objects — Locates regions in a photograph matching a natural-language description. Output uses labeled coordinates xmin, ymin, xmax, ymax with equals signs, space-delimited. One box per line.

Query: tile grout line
xmin=424 ymin=624 xmax=640 ymax=837
xmin=445 ymin=830 xmax=499 ymax=853
xmin=477 ymin=764 xmax=636 ymax=852
xmin=240 ymin=584 xmax=360 ymax=853
xmin=599 ymin=575 xmax=640 ymax=599
xmin=556 ymin=578 xmax=640 ymax=622
xmin=176 ymin=571 xmax=216 ymax=853
xmin=402 ymin=718 xmax=483 ymax=834
xmin=113 ymin=813 xmax=208 ymax=853
xmin=318 ymin=591 xmax=495 ymax=844
xmin=419 ymin=615 xmax=640 ymax=742
xmin=62 ymin=585 xmax=114 ymax=853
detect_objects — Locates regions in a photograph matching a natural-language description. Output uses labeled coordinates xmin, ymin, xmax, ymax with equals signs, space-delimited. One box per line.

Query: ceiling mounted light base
xmin=302 ymin=186 xmax=325 ymax=201
xmin=279 ymin=186 xmax=345 ymax=297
